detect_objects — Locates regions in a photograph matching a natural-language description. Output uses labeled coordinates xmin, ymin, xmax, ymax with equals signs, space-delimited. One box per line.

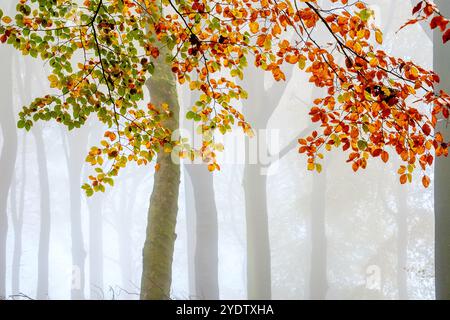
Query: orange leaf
xmin=400 ymin=174 xmax=407 ymax=184
xmin=422 ymin=175 xmax=431 ymax=188
xmin=381 ymin=151 xmax=389 ymax=163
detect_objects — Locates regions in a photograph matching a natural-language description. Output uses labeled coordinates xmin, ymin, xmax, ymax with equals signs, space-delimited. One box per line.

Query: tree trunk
xmin=10 ymin=186 xmax=22 ymax=296
xmin=0 ymin=47 xmax=17 ymax=299
xmin=67 ymin=132 xmax=88 ymax=300
xmin=183 ymin=81 xmax=220 ymax=300
xmin=186 ymin=165 xmax=220 ymax=299
xmin=396 ymin=184 xmax=408 ymax=300
xmin=33 ymin=127 xmax=51 ymax=299
xmin=11 ymin=135 xmax=25 ymax=296
xmin=118 ymin=176 xmax=139 ymax=291
xmin=434 ymin=0 xmax=450 ymax=301
xmin=243 ymin=162 xmax=271 ymax=299
xmin=140 ymin=43 xmax=180 ymax=300
xmin=241 ymin=59 xmax=293 ymax=299
xmin=309 ymin=169 xmax=328 ymax=299
xmin=242 ymin=67 xmax=272 ymax=300
xmin=87 ymin=195 xmax=103 ymax=299
xmin=184 ymin=176 xmax=197 ymax=298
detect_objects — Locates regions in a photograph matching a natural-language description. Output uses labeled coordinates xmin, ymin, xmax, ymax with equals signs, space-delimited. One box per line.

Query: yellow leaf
xmin=298 ymin=55 xmax=306 ymax=70
xmin=48 ymin=74 xmax=59 ymax=88
xmin=2 ymin=16 xmax=12 ymax=24
xmin=249 ymin=21 xmax=259 ymax=34
xmin=410 ymin=66 xmax=419 ymax=78
xmin=315 ymin=163 xmax=322 ymax=173
xmin=369 ymin=57 xmax=378 ymax=67
xmin=375 ymin=30 xmax=383 ymax=44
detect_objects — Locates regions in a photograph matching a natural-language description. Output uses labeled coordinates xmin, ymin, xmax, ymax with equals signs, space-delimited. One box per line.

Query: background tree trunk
xmin=86 ymin=125 xmax=104 ymax=299
xmin=67 ymin=132 xmax=88 ymax=300
xmin=434 ymin=0 xmax=450 ymax=301
xmin=243 ymin=162 xmax=271 ymax=299
xmin=183 ymin=173 xmax=197 ymax=298
xmin=0 ymin=47 xmax=17 ymax=299
xmin=186 ymin=165 xmax=219 ymax=299
xmin=87 ymin=195 xmax=103 ymax=299
xmin=10 ymin=137 xmax=25 ymax=296
xmin=309 ymin=168 xmax=328 ymax=299
xmin=33 ymin=127 xmax=51 ymax=299
xmin=396 ymin=183 xmax=408 ymax=300
xmin=241 ymin=63 xmax=293 ymax=299
xmin=242 ymin=67 xmax=272 ymax=300
xmin=117 ymin=179 xmax=133 ymax=292
xmin=183 ymin=83 xmax=220 ymax=300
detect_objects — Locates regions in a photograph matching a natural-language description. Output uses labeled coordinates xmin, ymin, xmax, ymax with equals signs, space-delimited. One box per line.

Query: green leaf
xmin=186 ymin=111 xmax=196 ymax=120
xmin=357 ymin=140 xmax=368 ymax=151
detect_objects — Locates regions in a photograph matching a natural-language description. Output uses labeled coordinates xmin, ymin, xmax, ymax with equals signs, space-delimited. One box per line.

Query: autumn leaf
xmin=249 ymin=21 xmax=259 ymax=34
xmin=443 ymin=29 xmax=450 ymax=43
xmin=375 ymin=30 xmax=383 ymax=44
xmin=1 ymin=16 xmax=11 ymax=24
xmin=422 ymin=175 xmax=431 ymax=188
xmin=400 ymin=174 xmax=408 ymax=184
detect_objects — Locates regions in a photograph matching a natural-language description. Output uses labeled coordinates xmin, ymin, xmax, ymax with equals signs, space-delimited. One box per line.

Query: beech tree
xmin=0 ymin=0 xmax=449 ymax=299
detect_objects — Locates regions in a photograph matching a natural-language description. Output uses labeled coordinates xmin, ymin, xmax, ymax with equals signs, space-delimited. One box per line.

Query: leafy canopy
xmin=0 ymin=0 xmax=448 ymax=194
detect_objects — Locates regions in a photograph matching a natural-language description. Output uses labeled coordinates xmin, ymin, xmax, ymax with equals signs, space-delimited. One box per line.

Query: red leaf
xmin=443 ymin=29 xmax=450 ymax=44
xmin=422 ymin=123 xmax=431 ymax=135
xmin=431 ymin=16 xmax=449 ymax=31
xmin=443 ymin=107 xmax=449 ymax=119
xmin=430 ymin=16 xmax=441 ymax=29
xmin=412 ymin=1 xmax=423 ymax=15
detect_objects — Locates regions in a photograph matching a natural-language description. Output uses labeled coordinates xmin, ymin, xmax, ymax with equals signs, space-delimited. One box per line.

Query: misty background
xmin=0 ymin=0 xmax=438 ymax=299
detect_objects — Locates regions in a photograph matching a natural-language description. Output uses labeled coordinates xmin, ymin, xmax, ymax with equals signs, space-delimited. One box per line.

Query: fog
xmin=0 ymin=0 xmax=442 ymax=300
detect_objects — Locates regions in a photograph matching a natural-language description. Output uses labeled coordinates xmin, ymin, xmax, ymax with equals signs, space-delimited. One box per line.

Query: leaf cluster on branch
xmin=401 ymin=0 xmax=450 ymax=43
xmin=0 ymin=0 xmax=448 ymax=193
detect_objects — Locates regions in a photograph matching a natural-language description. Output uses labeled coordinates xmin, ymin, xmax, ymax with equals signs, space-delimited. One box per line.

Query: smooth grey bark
xmin=66 ymin=132 xmax=89 ymax=299
xmin=434 ymin=0 xmax=450 ymax=301
xmin=87 ymin=195 xmax=103 ymax=299
xmin=10 ymin=134 xmax=26 ymax=296
xmin=86 ymin=125 xmax=104 ymax=299
xmin=118 ymin=176 xmax=140 ymax=291
xmin=118 ymin=201 xmax=131 ymax=291
xmin=33 ymin=127 xmax=51 ymax=299
xmin=184 ymin=176 xmax=197 ymax=298
xmin=186 ymin=165 xmax=219 ymax=299
xmin=0 ymin=47 xmax=17 ymax=299
xmin=242 ymin=69 xmax=271 ymax=300
xmin=10 ymin=156 xmax=22 ymax=295
xmin=183 ymin=84 xmax=220 ymax=300
xmin=241 ymin=63 xmax=294 ymax=299
xmin=19 ymin=60 xmax=52 ymax=300
xmin=396 ymin=184 xmax=408 ymax=300
xmin=243 ymin=163 xmax=271 ymax=299
xmin=309 ymin=169 xmax=328 ymax=299
xmin=140 ymin=43 xmax=181 ymax=300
